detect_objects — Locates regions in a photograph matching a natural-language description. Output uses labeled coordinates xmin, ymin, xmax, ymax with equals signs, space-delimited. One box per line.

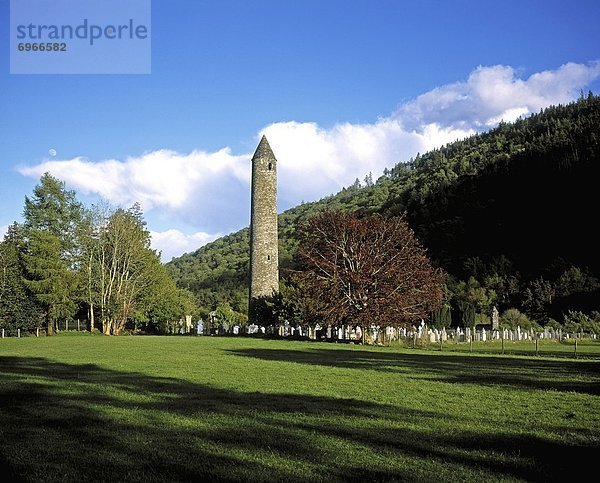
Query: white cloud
xmin=18 ymin=148 xmax=250 ymax=211
xmin=18 ymin=148 xmax=251 ymax=232
xmin=17 ymin=61 xmax=600 ymax=259
xmin=0 ymin=225 xmax=8 ymax=241
xmin=150 ymin=229 xmax=221 ymax=262
xmin=395 ymin=62 xmax=600 ymax=131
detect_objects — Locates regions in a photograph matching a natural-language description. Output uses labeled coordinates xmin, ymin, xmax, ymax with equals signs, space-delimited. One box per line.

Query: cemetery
xmin=3 ymin=316 xmax=599 ymax=361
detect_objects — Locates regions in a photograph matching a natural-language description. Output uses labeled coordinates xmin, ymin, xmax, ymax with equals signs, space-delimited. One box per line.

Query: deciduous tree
xmin=97 ymin=204 xmax=156 ymax=335
xmin=296 ymin=211 xmax=445 ymax=327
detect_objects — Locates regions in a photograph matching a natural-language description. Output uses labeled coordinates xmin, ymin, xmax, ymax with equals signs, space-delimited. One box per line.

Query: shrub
xmin=563 ymin=310 xmax=600 ymax=334
xmin=500 ymin=308 xmax=539 ymax=330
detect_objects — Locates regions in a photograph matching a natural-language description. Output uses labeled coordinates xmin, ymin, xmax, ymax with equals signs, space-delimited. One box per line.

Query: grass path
xmin=1 ymin=334 xmax=599 ymax=482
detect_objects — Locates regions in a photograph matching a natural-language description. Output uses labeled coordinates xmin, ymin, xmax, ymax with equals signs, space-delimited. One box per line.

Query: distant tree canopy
xmin=167 ymin=94 xmax=600 ymax=327
xmin=295 ymin=211 xmax=445 ymax=327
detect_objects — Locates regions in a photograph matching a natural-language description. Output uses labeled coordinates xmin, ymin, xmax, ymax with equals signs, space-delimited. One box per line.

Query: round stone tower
xmin=249 ymin=135 xmax=279 ymax=320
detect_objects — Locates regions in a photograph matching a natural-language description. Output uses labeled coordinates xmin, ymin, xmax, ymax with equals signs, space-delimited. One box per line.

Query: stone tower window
xmin=268 ymin=162 xmax=272 ymax=170
xmin=267 ymin=255 xmax=271 ymax=261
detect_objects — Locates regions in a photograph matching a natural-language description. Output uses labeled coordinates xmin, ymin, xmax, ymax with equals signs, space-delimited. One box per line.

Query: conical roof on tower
xmin=252 ymin=135 xmax=276 ymax=162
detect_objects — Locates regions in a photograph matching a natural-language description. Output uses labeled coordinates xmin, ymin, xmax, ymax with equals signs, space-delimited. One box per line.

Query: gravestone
xmin=491 ymin=306 xmax=499 ymax=330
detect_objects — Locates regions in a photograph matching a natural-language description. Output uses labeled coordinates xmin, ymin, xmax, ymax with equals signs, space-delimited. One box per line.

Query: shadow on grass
xmin=0 ymin=355 xmax=597 ymax=482
xmin=228 ymin=347 xmax=600 ymax=395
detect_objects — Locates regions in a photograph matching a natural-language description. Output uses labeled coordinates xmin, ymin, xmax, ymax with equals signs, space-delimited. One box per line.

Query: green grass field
xmin=1 ymin=334 xmax=599 ymax=482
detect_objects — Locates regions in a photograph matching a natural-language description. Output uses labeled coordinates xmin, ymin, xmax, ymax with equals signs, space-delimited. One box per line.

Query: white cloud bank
xmin=0 ymin=225 xmax=8 ymax=241
xmin=17 ymin=61 xmax=600 ymax=260
xmin=396 ymin=62 xmax=600 ymax=131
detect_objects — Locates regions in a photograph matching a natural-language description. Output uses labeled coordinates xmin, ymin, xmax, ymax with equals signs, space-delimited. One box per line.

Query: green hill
xmin=167 ymin=93 xmax=600 ymax=325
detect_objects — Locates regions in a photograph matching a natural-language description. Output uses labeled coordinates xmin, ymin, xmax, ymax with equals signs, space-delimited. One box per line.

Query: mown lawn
xmin=1 ymin=334 xmax=599 ymax=482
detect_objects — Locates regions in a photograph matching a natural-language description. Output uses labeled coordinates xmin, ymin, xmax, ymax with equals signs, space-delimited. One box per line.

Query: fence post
xmin=535 ymin=338 xmax=538 ymax=356
xmin=18 ymin=328 xmax=21 ymax=338
xmin=501 ymin=334 xmax=505 ymax=355
xmin=1 ymin=328 xmax=4 ymax=339
xmin=36 ymin=328 xmax=39 ymax=337
xmin=574 ymin=340 xmax=578 ymax=359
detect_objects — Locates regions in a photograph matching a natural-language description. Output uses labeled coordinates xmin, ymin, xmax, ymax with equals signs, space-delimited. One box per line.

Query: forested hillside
xmin=166 ymin=93 xmax=600 ymax=327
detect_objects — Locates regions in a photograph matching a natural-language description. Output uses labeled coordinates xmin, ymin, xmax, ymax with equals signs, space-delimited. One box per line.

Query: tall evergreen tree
xmin=24 ymin=229 xmax=77 ymax=334
xmin=23 ymin=173 xmax=83 ymax=263
xmin=22 ymin=173 xmax=83 ymax=334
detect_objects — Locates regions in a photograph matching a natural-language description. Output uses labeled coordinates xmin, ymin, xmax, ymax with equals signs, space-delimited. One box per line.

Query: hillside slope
xmin=167 ymin=94 xmax=600 ymax=322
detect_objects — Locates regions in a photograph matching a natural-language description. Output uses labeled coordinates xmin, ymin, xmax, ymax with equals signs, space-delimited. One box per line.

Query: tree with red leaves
xmin=295 ymin=211 xmax=445 ymax=327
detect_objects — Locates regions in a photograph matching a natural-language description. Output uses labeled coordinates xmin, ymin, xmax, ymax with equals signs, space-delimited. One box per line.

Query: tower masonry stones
xmin=249 ymin=135 xmax=279 ymax=320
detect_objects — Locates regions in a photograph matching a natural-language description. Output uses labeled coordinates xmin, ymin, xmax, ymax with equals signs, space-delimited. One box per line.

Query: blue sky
xmin=1 ymin=0 xmax=599 ymax=260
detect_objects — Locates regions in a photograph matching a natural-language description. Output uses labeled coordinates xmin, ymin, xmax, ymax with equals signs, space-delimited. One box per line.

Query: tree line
xmin=0 ymin=174 xmax=196 ymax=336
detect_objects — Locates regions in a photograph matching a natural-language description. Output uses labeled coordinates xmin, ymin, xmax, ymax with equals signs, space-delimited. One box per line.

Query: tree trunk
xmin=89 ymin=303 xmax=95 ymax=332
xmin=46 ymin=311 xmax=54 ymax=336
xmin=102 ymin=318 xmax=111 ymax=335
